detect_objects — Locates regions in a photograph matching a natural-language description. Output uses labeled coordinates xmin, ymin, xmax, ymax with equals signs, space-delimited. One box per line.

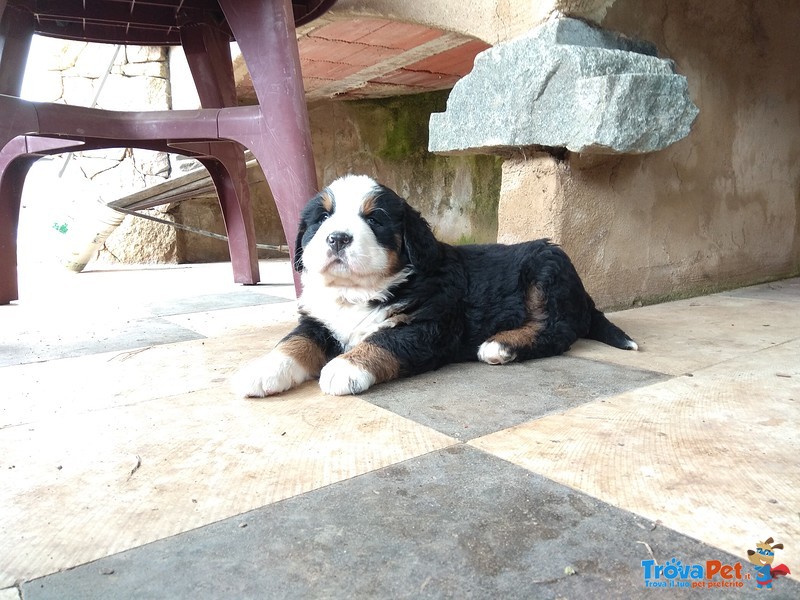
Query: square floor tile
xmin=568 ymin=293 xmax=800 ymax=375
xmin=364 ymin=356 xmax=666 ymax=440
xmin=1 ymin=384 xmax=455 ymax=586
xmin=22 ymin=446 xmax=793 ymax=600
xmin=471 ymin=340 xmax=800 ymax=572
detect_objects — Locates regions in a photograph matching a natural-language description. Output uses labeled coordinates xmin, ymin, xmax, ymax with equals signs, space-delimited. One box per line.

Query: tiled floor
xmin=1 ymin=260 xmax=798 ymax=599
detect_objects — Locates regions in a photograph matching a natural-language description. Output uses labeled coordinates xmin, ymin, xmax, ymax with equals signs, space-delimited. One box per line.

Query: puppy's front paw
xmin=231 ymin=351 xmax=311 ymax=398
xmin=319 ymin=356 xmax=376 ymax=396
xmin=477 ymin=340 xmax=517 ymax=365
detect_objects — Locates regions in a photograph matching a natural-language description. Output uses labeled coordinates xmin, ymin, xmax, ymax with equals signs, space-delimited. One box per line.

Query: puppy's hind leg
xmin=478 ymin=286 xmax=548 ymax=365
xmin=478 ymin=322 xmax=545 ymax=365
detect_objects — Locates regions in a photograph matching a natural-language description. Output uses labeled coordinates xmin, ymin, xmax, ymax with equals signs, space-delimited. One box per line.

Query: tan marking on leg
xmin=342 ymin=342 xmax=401 ymax=384
xmin=526 ymin=285 xmax=547 ymax=321
xmin=488 ymin=285 xmax=548 ymax=348
xmin=489 ymin=323 xmax=543 ymax=348
xmin=278 ymin=336 xmax=327 ymax=376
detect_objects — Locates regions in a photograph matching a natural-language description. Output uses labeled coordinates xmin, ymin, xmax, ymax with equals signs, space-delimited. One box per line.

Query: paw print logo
xmin=662 ymin=558 xmax=683 ymax=579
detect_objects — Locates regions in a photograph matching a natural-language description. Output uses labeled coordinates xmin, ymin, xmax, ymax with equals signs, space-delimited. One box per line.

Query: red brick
xmin=356 ymin=22 xmax=443 ymax=50
xmin=404 ymin=40 xmax=490 ymax=76
xmin=300 ymin=37 xmax=405 ymax=68
xmin=300 ymin=59 xmax=363 ymax=79
xmin=308 ymin=18 xmax=390 ymax=43
xmin=300 ymin=37 xmax=363 ymax=63
xmin=343 ymin=44 xmax=404 ymax=67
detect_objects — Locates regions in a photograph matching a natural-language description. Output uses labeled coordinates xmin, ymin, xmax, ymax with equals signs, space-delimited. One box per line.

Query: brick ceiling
xmin=236 ymin=18 xmax=490 ymax=102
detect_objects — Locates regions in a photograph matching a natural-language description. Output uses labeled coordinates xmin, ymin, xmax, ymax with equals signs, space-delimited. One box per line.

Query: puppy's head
xmin=294 ymin=175 xmax=437 ymax=288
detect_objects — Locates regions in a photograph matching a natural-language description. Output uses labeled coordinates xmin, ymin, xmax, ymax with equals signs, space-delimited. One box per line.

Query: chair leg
xmin=0 ymin=146 xmax=37 ymax=304
xmin=181 ymin=22 xmax=260 ymax=285
xmin=218 ymin=0 xmax=318 ymax=295
xmin=180 ymin=23 xmax=237 ymax=107
xmin=0 ymin=3 xmax=34 ymax=95
xmin=197 ymin=146 xmax=260 ymax=284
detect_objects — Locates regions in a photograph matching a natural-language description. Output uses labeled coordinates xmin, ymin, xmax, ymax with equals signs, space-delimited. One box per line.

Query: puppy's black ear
xmin=403 ymin=202 xmax=439 ymax=270
xmin=293 ymin=219 xmax=306 ymax=273
xmin=293 ymin=194 xmax=317 ymax=273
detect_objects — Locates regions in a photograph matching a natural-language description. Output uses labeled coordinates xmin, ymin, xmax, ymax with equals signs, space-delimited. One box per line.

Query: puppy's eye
xmin=365 ymin=216 xmax=380 ymax=227
xmin=318 ymin=212 xmax=330 ymax=223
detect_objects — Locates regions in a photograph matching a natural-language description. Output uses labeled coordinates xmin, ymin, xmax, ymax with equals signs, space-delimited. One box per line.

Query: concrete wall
xmin=172 ymin=161 xmax=287 ymax=263
xmin=498 ymin=0 xmax=800 ymax=308
xmin=162 ymin=91 xmax=503 ymax=263
xmin=328 ymin=0 xmax=617 ymax=44
xmin=308 ymin=92 xmax=502 ymax=245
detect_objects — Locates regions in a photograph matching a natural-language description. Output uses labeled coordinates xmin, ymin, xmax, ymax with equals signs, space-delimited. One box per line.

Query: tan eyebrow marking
xmin=320 ymin=189 xmax=334 ymax=212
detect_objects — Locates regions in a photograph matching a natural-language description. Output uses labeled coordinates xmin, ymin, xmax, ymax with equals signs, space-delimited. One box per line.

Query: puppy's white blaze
xmin=231 ymin=350 xmax=312 ymax=398
xmin=477 ymin=341 xmax=517 ymax=365
xmin=319 ymin=356 xmax=376 ymax=396
xmin=326 ymin=174 xmax=380 ymax=208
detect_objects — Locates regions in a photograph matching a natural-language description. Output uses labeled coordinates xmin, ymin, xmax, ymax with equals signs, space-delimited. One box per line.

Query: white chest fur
xmin=299 ymin=274 xmax=406 ymax=351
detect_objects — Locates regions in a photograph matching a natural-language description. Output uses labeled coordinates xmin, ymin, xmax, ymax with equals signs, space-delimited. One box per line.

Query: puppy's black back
xmin=456 ymin=240 xmax=593 ymax=356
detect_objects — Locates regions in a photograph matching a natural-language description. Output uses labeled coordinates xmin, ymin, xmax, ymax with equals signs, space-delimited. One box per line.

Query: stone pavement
xmin=1 ymin=260 xmax=798 ymax=599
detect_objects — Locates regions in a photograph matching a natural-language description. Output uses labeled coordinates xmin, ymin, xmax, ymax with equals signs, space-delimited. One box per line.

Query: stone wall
xmin=206 ymin=92 xmax=503 ymax=253
xmin=169 ymin=91 xmax=502 ymax=262
xmin=21 ymin=36 xmax=183 ymax=266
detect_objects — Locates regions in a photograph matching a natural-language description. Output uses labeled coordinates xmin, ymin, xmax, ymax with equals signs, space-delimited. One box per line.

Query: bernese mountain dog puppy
xmin=233 ymin=174 xmax=637 ymax=397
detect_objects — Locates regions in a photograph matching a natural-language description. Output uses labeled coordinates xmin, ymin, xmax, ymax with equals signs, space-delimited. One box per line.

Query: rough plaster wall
xmin=328 ymin=0 xmax=617 ymax=44
xmin=500 ymin=0 xmax=800 ymax=308
xmin=598 ymin=0 xmax=800 ymax=303
xmin=309 ymin=93 xmax=502 ymax=245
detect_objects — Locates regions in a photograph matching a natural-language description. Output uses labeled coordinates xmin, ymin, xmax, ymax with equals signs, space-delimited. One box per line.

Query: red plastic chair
xmin=0 ymin=0 xmax=335 ymax=304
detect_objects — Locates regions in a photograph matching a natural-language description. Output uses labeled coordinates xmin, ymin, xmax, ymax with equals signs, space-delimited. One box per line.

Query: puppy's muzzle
xmin=327 ymin=231 xmax=353 ymax=254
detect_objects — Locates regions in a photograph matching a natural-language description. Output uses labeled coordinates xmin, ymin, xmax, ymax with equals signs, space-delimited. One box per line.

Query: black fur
xmin=291 ymin=183 xmax=636 ymax=384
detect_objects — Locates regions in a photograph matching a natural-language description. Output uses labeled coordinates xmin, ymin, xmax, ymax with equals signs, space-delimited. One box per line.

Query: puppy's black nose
xmin=326 ymin=231 xmax=352 ymax=253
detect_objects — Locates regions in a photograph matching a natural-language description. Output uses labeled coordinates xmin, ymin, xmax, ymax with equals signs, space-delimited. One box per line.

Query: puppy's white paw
xmin=319 ymin=356 xmax=376 ymax=396
xmin=478 ymin=340 xmax=517 ymax=365
xmin=231 ymin=351 xmax=311 ymax=398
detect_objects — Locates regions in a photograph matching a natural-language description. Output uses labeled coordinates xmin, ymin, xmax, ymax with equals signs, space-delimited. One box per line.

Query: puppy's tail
xmin=587 ymin=308 xmax=638 ymax=351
